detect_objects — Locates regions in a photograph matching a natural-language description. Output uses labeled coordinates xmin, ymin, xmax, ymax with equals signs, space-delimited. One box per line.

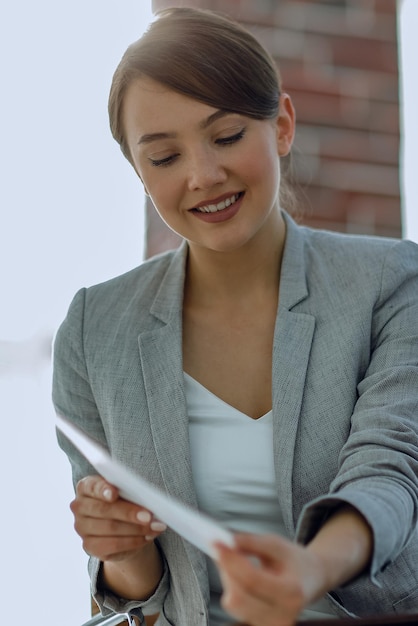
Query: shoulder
xmin=301 ymin=222 xmax=415 ymax=261
xmin=282 ymin=214 xmax=418 ymax=320
xmin=86 ymin=245 xmax=183 ymax=306
xmin=59 ymin=244 xmax=186 ymax=336
xmin=87 ymin=246 xmax=183 ymax=301
xmin=297 ymin=221 xmax=418 ymax=289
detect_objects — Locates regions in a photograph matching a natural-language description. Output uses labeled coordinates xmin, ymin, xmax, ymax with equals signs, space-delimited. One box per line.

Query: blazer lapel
xmin=139 ymin=323 xmax=197 ymax=507
xmin=137 ymin=244 xmax=207 ymax=583
xmin=273 ymin=214 xmax=315 ymax=534
xmin=138 ymin=242 xmax=197 ymax=507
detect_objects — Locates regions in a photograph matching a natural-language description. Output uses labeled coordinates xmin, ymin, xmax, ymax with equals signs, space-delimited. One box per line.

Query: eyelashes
xmin=148 ymin=127 xmax=246 ymax=168
xmin=215 ymin=128 xmax=246 ymax=146
xmin=149 ymin=153 xmax=179 ymax=168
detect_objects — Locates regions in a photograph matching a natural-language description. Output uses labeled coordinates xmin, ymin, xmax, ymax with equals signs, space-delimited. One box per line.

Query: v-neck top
xmin=186 ymin=372 xmax=282 ymax=533
xmin=185 ymin=372 xmax=337 ymax=624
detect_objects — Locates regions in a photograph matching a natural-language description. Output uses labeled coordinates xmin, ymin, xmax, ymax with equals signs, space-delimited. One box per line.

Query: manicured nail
xmin=212 ymin=545 xmax=222 ymax=561
xmin=150 ymin=521 xmax=167 ymax=532
xmin=137 ymin=511 xmax=152 ymax=523
xmin=103 ymin=488 xmax=112 ymax=501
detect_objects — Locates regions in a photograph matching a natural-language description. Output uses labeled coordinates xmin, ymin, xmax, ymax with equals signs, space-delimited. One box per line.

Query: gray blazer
xmin=53 ymin=213 xmax=418 ymax=625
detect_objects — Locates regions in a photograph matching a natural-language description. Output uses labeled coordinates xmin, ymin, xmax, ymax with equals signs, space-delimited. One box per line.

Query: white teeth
xmin=196 ymin=193 xmax=239 ymax=213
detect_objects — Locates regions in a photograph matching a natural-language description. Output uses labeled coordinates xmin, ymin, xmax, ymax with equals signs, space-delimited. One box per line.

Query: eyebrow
xmin=137 ymin=109 xmax=235 ymax=145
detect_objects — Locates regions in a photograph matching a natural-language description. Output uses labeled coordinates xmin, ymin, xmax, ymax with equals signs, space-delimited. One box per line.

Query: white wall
xmin=0 ymin=2 xmax=152 ymax=624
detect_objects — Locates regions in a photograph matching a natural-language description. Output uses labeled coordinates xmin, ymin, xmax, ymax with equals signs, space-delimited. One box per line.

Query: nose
xmin=187 ymin=147 xmax=227 ymax=191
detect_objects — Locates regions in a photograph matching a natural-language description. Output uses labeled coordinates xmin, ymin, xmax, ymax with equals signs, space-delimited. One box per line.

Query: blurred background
xmin=0 ymin=1 xmax=416 ymax=625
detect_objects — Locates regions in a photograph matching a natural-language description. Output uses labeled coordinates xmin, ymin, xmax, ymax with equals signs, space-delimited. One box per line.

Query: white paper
xmin=56 ymin=414 xmax=234 ymax=558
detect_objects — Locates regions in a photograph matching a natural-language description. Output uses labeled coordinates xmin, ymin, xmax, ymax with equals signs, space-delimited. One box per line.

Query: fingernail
xmin=150 ymin=521 xmax=167 ymax=532
xmin=145 ymin=535 xmax=155 ymax=541
xmin=137 ymin=511 xmax=152 ymax=523
xmin=212 ymin=546 xmax=221 ymax=561
xmin=103 ymin=488 xmax=112 ymax=501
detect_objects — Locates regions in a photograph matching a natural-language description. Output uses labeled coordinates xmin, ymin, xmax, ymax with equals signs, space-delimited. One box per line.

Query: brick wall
xmin=146 ymin=0 xmax=401 ymax=257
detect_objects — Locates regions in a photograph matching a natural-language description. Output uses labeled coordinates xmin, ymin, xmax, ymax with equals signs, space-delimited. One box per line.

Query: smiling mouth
xmin=192 ymin=192 xmax=243 ymax=213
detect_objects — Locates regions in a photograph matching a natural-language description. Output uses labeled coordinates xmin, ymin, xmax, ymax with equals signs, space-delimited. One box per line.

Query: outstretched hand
xmin=214 ymin=533 xmax=326 ymax=626
xmin=214 ymin=505 xmax=373 ymax=626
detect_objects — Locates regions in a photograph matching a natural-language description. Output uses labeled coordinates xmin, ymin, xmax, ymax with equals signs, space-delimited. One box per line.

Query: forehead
xmin=121 ymin=76 xmax=220 ymax=135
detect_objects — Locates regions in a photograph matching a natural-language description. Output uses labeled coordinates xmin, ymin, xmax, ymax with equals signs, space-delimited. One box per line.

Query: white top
xmin=185 ymin=372 xmax=338 ymax=624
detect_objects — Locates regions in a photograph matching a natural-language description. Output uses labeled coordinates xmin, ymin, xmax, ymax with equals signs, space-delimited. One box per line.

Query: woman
xmin=53 ymin=7 xmax=418 ymax=626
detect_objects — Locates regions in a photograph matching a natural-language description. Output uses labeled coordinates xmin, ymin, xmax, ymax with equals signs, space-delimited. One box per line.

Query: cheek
xmin=146 ymin=173 xmax=182 ymax=217
xmin=240 ymin=150 xmax=280 ymax=191
xmin=235 ymin=153 xmax=263 ymax=184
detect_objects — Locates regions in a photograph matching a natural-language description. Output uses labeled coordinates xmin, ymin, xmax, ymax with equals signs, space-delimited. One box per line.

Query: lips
xmin=191 ymin=192 xmax=243 ymax=214
xmin=189 ymin=191 xmax=244 ymax=224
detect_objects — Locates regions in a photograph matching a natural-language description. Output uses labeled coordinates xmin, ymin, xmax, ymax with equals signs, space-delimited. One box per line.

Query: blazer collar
xmin=149 ymin=241 xmax=188 ymax=324
xmin=138 ymin=242 xmax=208 ymax=581
xmin=271 ymin=212 xmax=316 ymax=534
xmin=280 ymin=211 xmax=310 ymax=310
xmin=138 ymin=239 xmax=193 ymax=504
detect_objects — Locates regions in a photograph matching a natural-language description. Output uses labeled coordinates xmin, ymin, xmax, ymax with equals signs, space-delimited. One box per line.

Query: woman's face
xmin=122 ymin=77 xmax=295 ymax=254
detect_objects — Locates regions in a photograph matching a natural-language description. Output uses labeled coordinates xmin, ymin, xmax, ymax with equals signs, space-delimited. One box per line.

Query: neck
xmin=185 ymin=211 xmax=286 ymax=307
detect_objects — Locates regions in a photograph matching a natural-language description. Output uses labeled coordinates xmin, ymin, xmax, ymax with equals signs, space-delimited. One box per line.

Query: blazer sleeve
xmin=296 ymin=239 xmax=418 ymax=584
xmin=52 ymin=287 xmax=170 ymax=618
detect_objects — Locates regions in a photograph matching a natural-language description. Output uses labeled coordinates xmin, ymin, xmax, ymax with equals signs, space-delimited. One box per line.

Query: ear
xmin=276 ymin=93 xmax=296 ymax=157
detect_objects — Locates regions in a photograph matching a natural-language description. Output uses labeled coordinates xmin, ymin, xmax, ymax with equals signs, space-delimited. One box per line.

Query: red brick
xmin=290 ymin=90 xmax=399 ymax=134
xmin=295 ymin=124 xmax=399 ymax=166
xmin=277 ymin=59 xmax=398 ymax=105
xmin=330 ymin=37 xmax=398 ymax=74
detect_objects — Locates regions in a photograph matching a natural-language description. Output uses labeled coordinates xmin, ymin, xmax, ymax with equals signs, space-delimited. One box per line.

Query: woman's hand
xmin=71 ymin=475 xmax=167 ymax=563
xmin=215 ymin=506 xmax=373 ymax=626
xmin=215 ymin=533 xmax=324 ymax=626
xmin=71 ymin=475 xmax=166 ymax=600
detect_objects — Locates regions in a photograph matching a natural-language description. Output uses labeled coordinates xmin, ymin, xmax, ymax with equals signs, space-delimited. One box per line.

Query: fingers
xmin=215 ymin=541 xmax=284 ymax=601
xmin=232 ymin=532 xmax=293 ymax=565
xmin=216 ymin=546 xmax=290 ymax=626
xmin=72 ymin=475 xmax=167 ymax=561
xmin=221 ymin=581 xmax=281 ymax=626
xmin=77 ymin=475 xmax=119 ymax=502
xmin=85 ymin=533 xmax=153 ymax=563
xmin=75 ymin=475 xmax=166 ymax=528
xmin=214 ymin=535 xmax=306 ymax=626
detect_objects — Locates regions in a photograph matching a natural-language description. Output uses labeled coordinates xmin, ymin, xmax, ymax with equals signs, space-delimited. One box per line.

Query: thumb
xmin=233 ymin=532 xmax=293 ymax=565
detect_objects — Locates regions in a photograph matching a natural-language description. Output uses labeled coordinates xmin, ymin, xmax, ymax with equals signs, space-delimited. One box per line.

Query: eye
xmin=148 ymin=153 xmax=179 ymax=167
xmin=215 ymin=128 xmax=246 ymax=146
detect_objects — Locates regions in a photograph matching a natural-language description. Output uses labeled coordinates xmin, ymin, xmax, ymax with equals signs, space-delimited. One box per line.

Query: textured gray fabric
xmin=53 ymin=212 xmax=418 ymax=623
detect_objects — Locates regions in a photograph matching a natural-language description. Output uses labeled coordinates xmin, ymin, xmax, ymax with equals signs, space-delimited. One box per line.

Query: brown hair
xmin=108 ymin=7 xmax=296 ymax=211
